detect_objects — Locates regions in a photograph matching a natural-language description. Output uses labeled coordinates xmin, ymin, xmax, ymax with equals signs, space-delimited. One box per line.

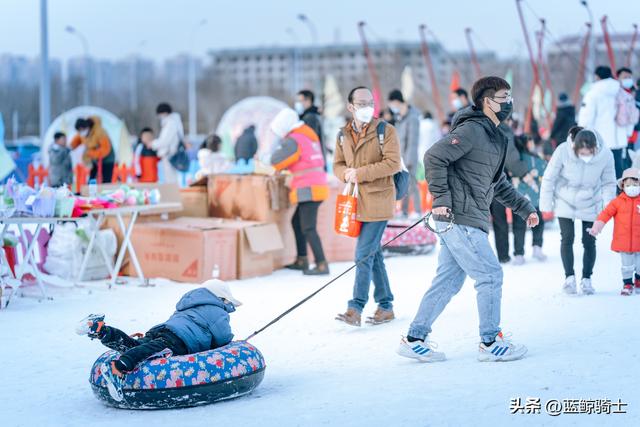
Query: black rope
xmin=243 ymin=214 xmax=441 ymax=341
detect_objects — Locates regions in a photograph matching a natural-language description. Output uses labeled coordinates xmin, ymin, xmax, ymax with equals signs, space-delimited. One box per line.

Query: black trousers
xmin=100 ymin=326 xmax=188 ymax=372
xmin=512 ymin=207 xmax=545 ymax=256
xmin=558 ymin=217 xmax=596 ymax=279
xmin=490 ymin=200 xmax=510 ymax=262
xmin=90 ymin=160 xmax=114 ymax=183
xmin=292 ymin=201 xmax=326 ymax=263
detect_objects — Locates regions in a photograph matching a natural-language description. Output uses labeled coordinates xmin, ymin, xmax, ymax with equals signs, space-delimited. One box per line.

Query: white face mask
xmin=294 ymin=101 xmax=305 ymax=116
xmin=452 ymin=98 xmax=464 ymax=110
xmin=80 ymin=129 xmax=89 ymax=137
xmin=354 ymin=106 xmax=374 ymax=124
xmin=389 ymin=106 xmax=400 ymax=114
xmin=624 ymin=185 xmax=640 ymax=198
xmin=579 ymin=154 xmax=594 ymax=163
xmin=622 ymin=78 xmax=634 ymax=89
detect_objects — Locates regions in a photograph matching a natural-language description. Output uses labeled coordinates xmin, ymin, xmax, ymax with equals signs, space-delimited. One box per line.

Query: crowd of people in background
xmin=44 ymin=62 xmax=640 ymax=300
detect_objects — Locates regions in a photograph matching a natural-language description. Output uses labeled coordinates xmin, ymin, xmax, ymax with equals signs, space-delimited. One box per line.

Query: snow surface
xmin=1 ymin=223 xmax=639 ymax=427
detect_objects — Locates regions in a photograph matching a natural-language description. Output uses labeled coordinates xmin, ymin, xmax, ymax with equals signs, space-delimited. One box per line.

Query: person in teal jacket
xmin=511 ymin=134 xmax=548 ymax=264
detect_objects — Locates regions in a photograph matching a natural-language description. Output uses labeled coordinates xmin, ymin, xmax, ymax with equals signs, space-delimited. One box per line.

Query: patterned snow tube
xmin=89 ymin=341 xmax=266 ymax=409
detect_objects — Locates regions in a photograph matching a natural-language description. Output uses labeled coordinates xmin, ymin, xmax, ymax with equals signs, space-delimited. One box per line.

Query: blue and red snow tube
xmin=89 ymin=341 xmax=266 ymax=409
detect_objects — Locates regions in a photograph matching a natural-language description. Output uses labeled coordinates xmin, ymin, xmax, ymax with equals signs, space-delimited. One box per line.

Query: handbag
xmin=334 ymin=183 xmax=362 ymax=238
xmin=169 ymin=141 xmax=190 ymax=172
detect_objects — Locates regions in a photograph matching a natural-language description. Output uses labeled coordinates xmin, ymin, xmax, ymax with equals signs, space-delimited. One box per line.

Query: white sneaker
xmin=563 ymin=276 xmax=577 ymax=294
xmin=478 ymin=332 xmax=528 ymax=362
xmin=397 ymin=336 xmax=446 ymax=362
xmin=512 ymin=255 xmax=525 ymax=266
xmin=532 ymin=246 xmax=547 ymax=261
xmin=581 ymin=278 xmax=595 ymax=295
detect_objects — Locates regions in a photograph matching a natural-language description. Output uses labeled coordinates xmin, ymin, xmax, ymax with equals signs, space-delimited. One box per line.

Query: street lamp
xmin=188 ymin=19 xmax=207 ymax=140
xmin=286 ymin=28 xmax=302 ymax=95
xmin=39 ymin=0 xmax=50 ymax=142
xmin=297 ymin=14 xmax=318 ymax=45
xmin=129 ymin=40 xmax=146 ymax=113
xmin=580 ymin=0 xmax=594 ymax=83
xmin=65 ymin=25 xmax=91 ymax=105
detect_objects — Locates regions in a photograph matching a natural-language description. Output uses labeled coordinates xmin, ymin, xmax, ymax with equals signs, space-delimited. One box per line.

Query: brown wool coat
xmin=333 ymin=118 xmax=402 ymax=222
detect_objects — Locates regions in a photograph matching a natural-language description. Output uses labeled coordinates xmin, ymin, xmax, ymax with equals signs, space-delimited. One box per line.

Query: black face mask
xmin=494 ymin=101 xmax=513 ymax=122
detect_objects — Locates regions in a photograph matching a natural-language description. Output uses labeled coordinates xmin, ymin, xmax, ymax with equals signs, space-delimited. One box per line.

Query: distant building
xmin=207 ymin=42 xmax=498 ymax=111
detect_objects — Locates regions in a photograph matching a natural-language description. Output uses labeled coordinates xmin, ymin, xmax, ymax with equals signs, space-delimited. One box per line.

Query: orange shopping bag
xmin=334 ymin=183 xmax=362 ymax=238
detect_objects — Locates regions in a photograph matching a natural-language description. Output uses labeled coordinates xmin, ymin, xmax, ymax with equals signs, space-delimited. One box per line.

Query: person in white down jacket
xmin=578 ymin=66 xmax=635 ymax=179
xmin=540 ymin=126 xmax=616 ymax=295
xmin=152 ymin=102 xmax=185 ymax=183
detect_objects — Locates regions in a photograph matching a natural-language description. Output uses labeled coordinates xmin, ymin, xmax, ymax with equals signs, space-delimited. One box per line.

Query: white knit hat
xmin=617 ymin=168 xmax=640 ymax=189
xmin=203 ymin=279 xmax=242 ymax=307
xmin=270 ymin=108 xmax=304 ymax=138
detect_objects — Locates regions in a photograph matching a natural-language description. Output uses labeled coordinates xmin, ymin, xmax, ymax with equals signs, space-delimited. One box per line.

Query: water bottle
xmin=89 ymin=179 xmax=97 ymax=199
xmin=212 ymin=264 xmax=220 ymax=280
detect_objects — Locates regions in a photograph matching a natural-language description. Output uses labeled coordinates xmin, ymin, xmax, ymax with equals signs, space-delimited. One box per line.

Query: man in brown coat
xmin=333 ymin=86 xmax=402 ymax=326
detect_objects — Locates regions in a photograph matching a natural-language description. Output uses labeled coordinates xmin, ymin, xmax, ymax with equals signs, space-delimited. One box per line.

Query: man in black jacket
xmin=398 ymin=77 xmax=539 ymax=363
xmin=550 ymin=92 xmax=576 ymax=147
xmin=295 ymin=90 xmax=327 ymax=169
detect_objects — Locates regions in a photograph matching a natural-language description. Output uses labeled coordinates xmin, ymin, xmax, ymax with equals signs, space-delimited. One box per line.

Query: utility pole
xmin=39 ymin=0 xmax=51 ymax=142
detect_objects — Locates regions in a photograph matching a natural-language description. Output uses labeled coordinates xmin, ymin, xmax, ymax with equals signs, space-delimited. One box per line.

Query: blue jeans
xmin=348 ymin=221 xmax=394 ymax=312
xmin=408 ymin=223 xmax=503 ymax=343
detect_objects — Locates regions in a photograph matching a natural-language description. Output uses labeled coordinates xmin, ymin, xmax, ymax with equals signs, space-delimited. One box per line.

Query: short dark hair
xmin=453 ymin=88 xmax=468 ymax=98
xmin=139 ymin=127 xmax=153 ymax=136
xmin=471 ymin=76 xmax=511 ymax=108
xmin=568 ymin=125 xmax=584 ymax=141
xmin=617 ymin=67 xmax=632 ymax=77
xmin=423 ymin=110 xmax=433 ymax=119
xmin=595 ymin=66 xmax=612 ymax=80
xmin=156 ymin=102 xmax=172 ymax=114
xmin=348 ymin=86 xmax=371 ymax=104
xmin=297 ymin=89 xmax=315 ymax=104
xmin=203 ymin=134 xmax=222 ymax=152
xmin=74 ymin=118 xmax=88 ymax=130
xmin=573 ymin=129 xmax=598 ymax=155
xmin=53 ymin=132 xmax=66 ymax=141
xmin=388 ymin=89 xmax=404 ymax=103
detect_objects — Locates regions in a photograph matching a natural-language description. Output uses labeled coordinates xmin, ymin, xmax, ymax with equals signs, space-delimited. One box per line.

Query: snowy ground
xmin=1 ymin=223 xmax=639 ymax=427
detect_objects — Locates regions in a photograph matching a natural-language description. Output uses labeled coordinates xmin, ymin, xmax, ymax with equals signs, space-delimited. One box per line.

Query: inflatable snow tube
xmin=89 ymin=341 xmax=266 ymax=409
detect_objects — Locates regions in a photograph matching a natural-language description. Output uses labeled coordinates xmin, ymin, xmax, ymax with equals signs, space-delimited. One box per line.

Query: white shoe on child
xmin=532 ymin=246 xmax=547 ymax=261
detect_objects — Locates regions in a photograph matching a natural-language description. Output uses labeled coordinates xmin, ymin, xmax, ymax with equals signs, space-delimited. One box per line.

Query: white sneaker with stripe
xmin=397 ymin=336 xmax=446 ymax=362
xmin=478 ymin=332 xmax=528 ymax=362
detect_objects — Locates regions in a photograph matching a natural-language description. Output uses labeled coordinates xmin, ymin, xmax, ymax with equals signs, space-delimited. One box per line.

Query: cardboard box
xmin=179 ymin=186 xmax=209 ymax=218
xmin=171 ymin=217 xmax=285 ymax=280
xmin=130 ymin=218 xmax=238 ymax=282
xmin=208 ymin=174 xmax=290 ymax=221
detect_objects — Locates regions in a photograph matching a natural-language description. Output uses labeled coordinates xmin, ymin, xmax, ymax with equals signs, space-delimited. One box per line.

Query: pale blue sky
xmin=0 ymin=0 xmax=636 ymax=61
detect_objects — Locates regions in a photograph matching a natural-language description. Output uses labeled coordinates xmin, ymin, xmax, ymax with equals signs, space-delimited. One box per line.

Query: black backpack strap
xmin=376 ymin=121 xmax=386 ymax=153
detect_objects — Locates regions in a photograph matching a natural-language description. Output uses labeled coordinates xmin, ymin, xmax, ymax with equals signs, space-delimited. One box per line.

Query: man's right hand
xmin=432 ymin=206 xmax=451 ymax=217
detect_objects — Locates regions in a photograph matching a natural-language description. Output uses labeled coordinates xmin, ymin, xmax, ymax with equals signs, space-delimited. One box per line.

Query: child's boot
xmin=621 ymin=283 xmax=634 ymax=296
xmin=75 ymin=313 xmax=105 ymax=339
xmin=635 ymin=276 xmax=640 ymax=295
xmin=100 ymin=361 xmax=126 ymax=402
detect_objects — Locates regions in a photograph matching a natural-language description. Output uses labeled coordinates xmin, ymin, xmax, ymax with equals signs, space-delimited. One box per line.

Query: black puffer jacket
xmin=425 ymin=106 xmax=535 ymax=233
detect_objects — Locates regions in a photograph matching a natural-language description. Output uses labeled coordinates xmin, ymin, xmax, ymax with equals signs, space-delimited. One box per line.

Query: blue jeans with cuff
xmin=408 ymin=222 xmax=503 ymax=343
xmin=348 ymin=220 xmax=394 ymax=312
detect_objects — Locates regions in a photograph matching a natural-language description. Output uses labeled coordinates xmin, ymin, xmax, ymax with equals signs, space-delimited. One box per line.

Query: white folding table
xmin=0 ymin=216 xmax=78 ymax=306
xmin=75 ymin=203 xmax=182 ymax=288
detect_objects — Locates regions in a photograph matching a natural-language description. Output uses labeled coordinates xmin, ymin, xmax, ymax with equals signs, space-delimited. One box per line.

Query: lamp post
xmin=580 ymin=0 xmax=594 ymax=83
xmin=39 ymin=0 xmax=50 ymax=142
xmin=65 ymin=25 xmax=91 ymax=105
xmin=188 ymin=19 xmax=207 ymax=140
xmin=297 ymin=14 xmax=318 ymax=45
xmin=129 ymin=40 xmax=146 ymax=113
xmin=286 ymin=27 xmax=302 ymax=95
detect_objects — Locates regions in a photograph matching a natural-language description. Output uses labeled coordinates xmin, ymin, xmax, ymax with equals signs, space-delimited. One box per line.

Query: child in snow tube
xmin=77 ymin=280 xmax=241 ymax=403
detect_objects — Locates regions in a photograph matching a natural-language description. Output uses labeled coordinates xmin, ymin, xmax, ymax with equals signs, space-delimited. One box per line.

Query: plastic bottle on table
xmin=89 ymin=179 xmax=97 ymax=199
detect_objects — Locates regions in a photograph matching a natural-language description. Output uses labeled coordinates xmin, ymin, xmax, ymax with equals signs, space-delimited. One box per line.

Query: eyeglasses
xmin=491 ymin=94 xmax=513 ymax=103
xmin=352 ymin=102 xmax=375 ymax=108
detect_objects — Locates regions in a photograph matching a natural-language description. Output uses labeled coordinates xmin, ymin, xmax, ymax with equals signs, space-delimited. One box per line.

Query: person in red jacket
xmin=589 ymin=167 xmax=640 ymax=295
